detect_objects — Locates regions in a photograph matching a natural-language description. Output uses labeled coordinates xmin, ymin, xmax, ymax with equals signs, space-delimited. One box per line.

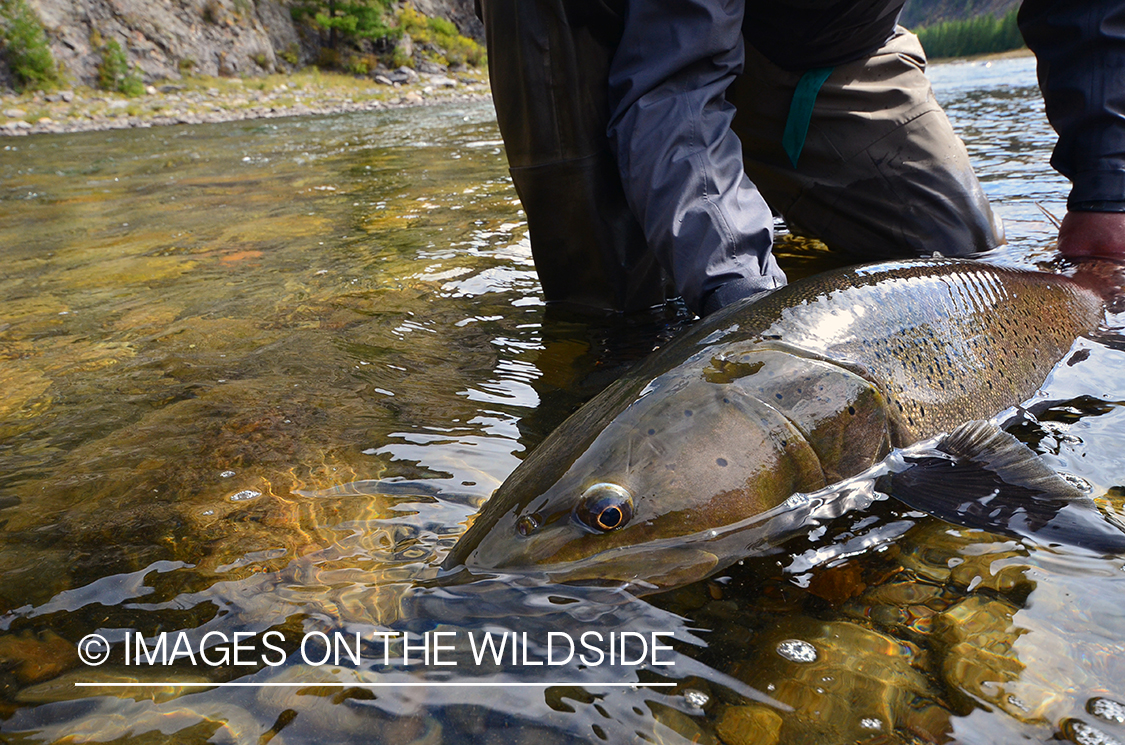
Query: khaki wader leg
xmin=730 ymin=28 xmax=1004 ymax=259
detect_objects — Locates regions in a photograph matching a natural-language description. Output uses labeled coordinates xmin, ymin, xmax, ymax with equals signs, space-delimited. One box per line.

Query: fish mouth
xmin=442 ymin=540 xmax=723 ymax=595
xmin=440 ymin=505 xmax=511 ymax=570
xmin=440 ymin=496 xmax=831 ymax=594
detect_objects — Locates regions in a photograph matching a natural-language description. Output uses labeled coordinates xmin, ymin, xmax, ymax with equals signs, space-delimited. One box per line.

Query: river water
xmin=2 ymin=55 xmax=1125 ymax=744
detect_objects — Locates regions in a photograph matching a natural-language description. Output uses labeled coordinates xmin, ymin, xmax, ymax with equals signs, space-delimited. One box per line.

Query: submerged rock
xmin=0 ymin=631 xmax=79 ymax=684
xmin=16 ymin=666 xmax=213 ymax=704
xmin=723 ymin=618 xmax=949 ymax=743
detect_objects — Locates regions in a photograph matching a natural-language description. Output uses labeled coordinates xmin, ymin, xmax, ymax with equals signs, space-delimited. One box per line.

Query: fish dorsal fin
xmin=883 ymin=420 xmax=1125 ymax=553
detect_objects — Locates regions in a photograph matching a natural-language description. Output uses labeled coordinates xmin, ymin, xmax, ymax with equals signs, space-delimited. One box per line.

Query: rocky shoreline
xmin=0 ymin=67 xmax=492 ymax=137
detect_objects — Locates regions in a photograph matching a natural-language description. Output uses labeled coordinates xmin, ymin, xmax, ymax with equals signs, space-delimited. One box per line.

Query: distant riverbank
xmin=0 ymin=66 xmax=490 ymax=137
xmin=0 ymin=47 xmax=1035 ymax=138
xmin=930 ymin=46 xmax=1033 ymax=63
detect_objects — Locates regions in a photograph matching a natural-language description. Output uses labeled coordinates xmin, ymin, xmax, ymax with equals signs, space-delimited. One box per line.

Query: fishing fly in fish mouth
xmin=442 ymin=257 xmax=1125 ymax=593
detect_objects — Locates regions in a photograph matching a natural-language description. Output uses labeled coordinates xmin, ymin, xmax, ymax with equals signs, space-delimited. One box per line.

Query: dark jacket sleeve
xmin=1019 ymin=0 xmax=1125 ymax=212
xmin=605 ymin=0 xmax=785 ymax=315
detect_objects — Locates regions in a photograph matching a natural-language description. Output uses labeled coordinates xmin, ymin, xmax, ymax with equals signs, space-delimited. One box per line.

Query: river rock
xmin=418 ymin=59 xmax=447 ymax=74
xmin=395 ymin=66 xmax=420 ymax=84
xmin=895 ymin=521 xmax=1034 ymax=597
xmin=0 ymin=631 xmax=79 ymax=684
xmin=714 ymin=705 xmax=783 ymax=745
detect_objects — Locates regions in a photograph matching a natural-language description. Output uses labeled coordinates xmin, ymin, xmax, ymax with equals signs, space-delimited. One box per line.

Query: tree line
xmin=915 ymin=8 xmax=1026 ymax=59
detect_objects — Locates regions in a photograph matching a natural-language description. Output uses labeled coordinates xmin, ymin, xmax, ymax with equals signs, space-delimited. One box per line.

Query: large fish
xmin=442 ymin=258 xmax=1125 ymax=591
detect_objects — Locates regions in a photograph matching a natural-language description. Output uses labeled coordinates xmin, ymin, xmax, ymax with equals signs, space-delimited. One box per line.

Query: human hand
xmin=1057 ymin=211 xmax=1125 ymax=260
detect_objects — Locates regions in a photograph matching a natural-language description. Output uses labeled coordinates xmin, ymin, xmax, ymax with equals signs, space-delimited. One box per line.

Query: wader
xmin=479 ymin=0 xmax=1002 ymax=314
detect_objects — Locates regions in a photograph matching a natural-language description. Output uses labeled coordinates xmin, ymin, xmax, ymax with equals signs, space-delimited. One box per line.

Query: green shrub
xmin=287 ymin=1 xmax=483 ymax=71
xmin=398 ymin=4 xmax=484 ymax=67
xmin=345 ymin=53 xmax=377 ymax=75
xmin=280 ymin=43 xmax=300 ymax=66
xmin=292 ymin=1 xmax=395 ymax=42
xmin=0 ymin=0 xmax=59 ymax=91
xmin=97 ymin=38 xmax=144 ymax=96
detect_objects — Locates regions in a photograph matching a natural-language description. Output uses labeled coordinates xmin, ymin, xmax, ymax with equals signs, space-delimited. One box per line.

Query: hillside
xmin=0 ymin=0 xmax=482 ymax=91
xmin=1 ymin=0 xmax=1028 ymax=94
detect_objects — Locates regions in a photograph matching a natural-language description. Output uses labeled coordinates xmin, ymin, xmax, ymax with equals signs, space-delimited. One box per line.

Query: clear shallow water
xmin=1 ymin=56 xmax=1125 ymax=744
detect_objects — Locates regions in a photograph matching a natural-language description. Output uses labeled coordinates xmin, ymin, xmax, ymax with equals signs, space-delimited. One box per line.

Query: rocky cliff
xmin=5 ymin=0 xmax=481 ymax=90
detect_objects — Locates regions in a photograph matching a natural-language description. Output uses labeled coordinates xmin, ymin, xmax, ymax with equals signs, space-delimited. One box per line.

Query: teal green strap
xmin=781 ymin=66 xmax=834 ymax=168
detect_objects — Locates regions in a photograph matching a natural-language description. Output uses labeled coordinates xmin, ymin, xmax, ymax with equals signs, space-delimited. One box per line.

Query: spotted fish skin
xmin=442 ymin=259 xmax=1105 ymax=590
xmin=720 ymin=258 xmax=1103 ymax=443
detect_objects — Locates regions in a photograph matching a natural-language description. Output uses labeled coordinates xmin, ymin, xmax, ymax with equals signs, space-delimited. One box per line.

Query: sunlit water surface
xmin=2 ymin=54 xmax=1125 ymax=745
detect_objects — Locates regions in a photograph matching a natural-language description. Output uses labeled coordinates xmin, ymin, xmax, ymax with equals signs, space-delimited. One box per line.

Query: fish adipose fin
xmin=881 ymin=420 xmax=1125 ymax=553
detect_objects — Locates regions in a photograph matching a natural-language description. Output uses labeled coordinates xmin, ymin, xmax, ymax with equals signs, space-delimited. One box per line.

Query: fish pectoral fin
xmin=880 ymin=420 xmax=1125 ymax=554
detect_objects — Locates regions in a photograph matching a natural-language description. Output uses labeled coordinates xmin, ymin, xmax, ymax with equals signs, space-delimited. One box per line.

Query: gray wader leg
xmin=478 ymin=0 xmax=671 ymax=313
xmin=729 ymin=28 xmax=1004 ymax=259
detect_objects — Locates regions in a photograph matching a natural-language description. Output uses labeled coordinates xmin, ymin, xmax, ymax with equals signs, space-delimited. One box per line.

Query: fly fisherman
xmin=475 ymin=1 xmax=1125 ymax=316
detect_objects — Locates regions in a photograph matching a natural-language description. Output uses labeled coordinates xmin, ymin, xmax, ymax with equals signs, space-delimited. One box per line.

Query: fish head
xmin=442 ymin=368 xmax=828 ymax=592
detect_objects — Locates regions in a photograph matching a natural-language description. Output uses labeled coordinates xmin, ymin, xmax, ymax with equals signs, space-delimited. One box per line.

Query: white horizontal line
xmin=75 ymin=681 xmax=677 ymax=688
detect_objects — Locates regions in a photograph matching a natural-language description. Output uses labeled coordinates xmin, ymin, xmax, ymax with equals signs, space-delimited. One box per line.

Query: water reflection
xmin=3 ymin=56 xmax=1125 ymax=744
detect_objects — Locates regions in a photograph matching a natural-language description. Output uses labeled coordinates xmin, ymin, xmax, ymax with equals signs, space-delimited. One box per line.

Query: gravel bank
xmin=0 ymin=68 xmax=492 ymax=136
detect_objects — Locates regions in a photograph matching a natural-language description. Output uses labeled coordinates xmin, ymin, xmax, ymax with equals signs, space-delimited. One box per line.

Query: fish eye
xmin=516 ymin=514 xmax=539 ymax=536
xmin=575 ymin=483 xmax=633 ymax=533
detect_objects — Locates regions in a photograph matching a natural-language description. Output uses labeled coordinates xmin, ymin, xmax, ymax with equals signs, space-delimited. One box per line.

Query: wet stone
xmin=0 ymin=631 xmax=79 ymax=684
xmin=896 ymin=522 xmax=1033 ymax=598
xmin=841 ymin=577 xmax=955 ymax=639
xmin=715 ymin=705 xmax=783 ymax=745
xmin=648 ymin=702 xmax=716 ymax=745
xmin=932 ymin=595 xmax=1052 ymax=722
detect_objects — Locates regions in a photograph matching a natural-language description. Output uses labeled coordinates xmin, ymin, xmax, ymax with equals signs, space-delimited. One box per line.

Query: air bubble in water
xmin=1090 ymin=698 xmax=1125 ymax=724
xmin=683 ymin=689 xmax=709 ymax=709
xmin=776 ymin=639 xmax=817 ymax=663
xmin=1066 ymin=719 xmax=1123 ymax=745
